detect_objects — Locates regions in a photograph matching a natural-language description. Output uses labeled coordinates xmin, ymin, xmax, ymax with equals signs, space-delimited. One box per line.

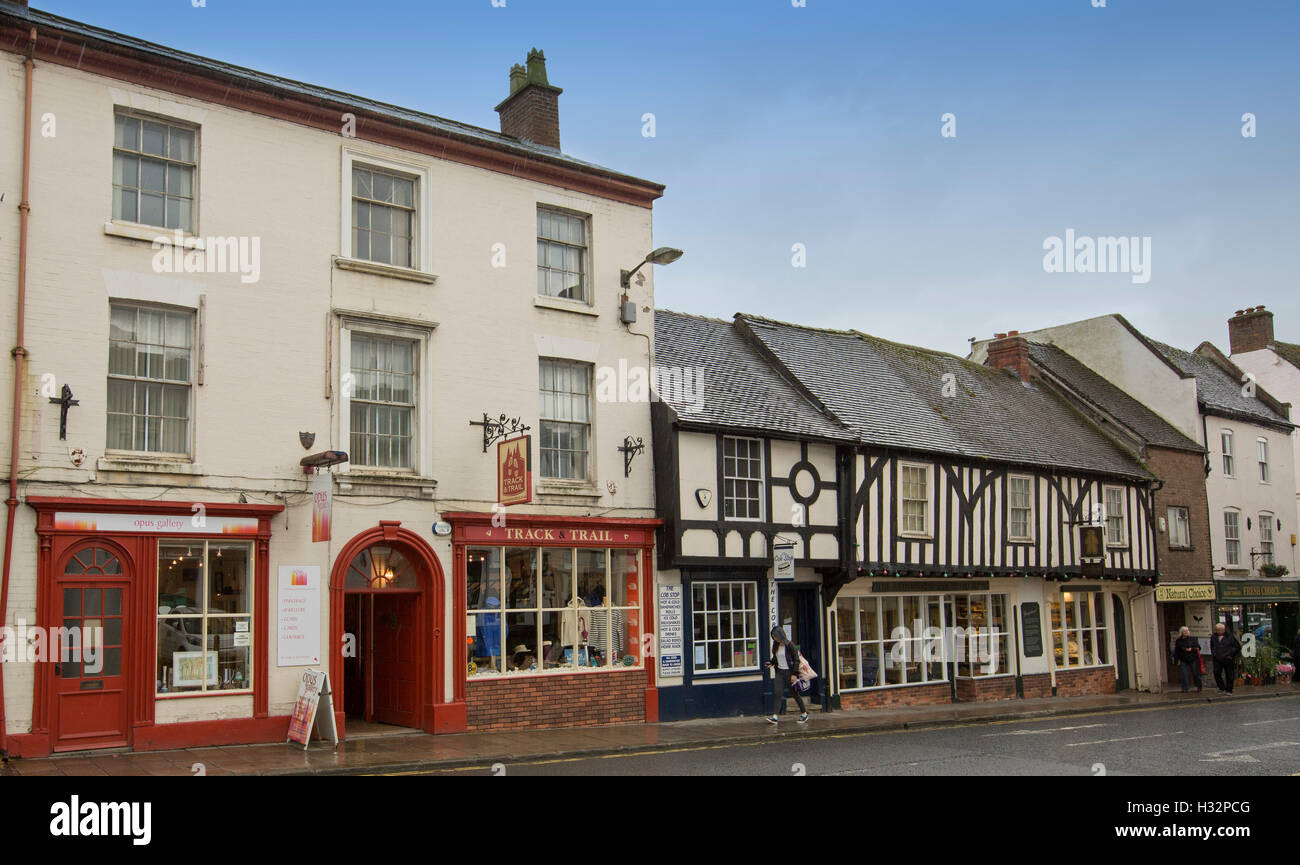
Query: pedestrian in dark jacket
xmin=1210 ymin=623 xmax=1241 ymax=695
xmin=764 ymin=626 xmax=808 ymax=725
xmin=1172 ymin=626 xmax=1202 ymax=693
xmin=1292 ymin=631 xmax=1300 ymax=687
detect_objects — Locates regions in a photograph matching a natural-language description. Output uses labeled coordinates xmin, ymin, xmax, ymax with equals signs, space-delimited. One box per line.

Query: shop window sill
xmin=333 ymin=255 xmax=437 ymax=284
xmin=533 ymin=296 xmax=599 ymax=317
xmin=98 ymin=456 xmax=203 ymax=475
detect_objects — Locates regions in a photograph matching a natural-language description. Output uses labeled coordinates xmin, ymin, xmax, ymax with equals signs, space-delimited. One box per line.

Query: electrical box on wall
xmin=620 ymin=300 xmax=637 ymax=324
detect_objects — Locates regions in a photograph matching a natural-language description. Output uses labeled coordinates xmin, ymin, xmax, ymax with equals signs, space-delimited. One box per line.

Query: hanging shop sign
xmin=1217 ymin=581 xmax=1300 ymax=602
xmin=53 ymin=511 xmax=258 ymax=535
xmin=277 ymin=565 xmax=321 ymax=667
xmin=658 ymin=583 xmax=683 ymax=677
xmin=311 ymin=471 xmax=332 ymax=543
xmin=1155 ymin=583 xmax=1217 ymax=603
xmin=497 ymin=435 xmax=532 ymax=506
xmin=773 ymin=542 xmax=795 ymax=582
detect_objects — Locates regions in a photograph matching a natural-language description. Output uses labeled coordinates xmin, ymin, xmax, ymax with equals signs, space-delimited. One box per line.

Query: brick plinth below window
xmin=1053 ymin=666 xmax=1117 ymax=696
xmin=955 ymin=675 xmax=1017 ymax=702
xmin=840 ymin=682 xmax=951 ymax=709
xmin=465 ymin=669 xmax=645 ymax=731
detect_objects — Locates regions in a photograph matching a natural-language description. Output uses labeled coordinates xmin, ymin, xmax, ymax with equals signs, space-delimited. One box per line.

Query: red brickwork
xmin=1021 ymin=673 xmax=1052 ymax=698
xmin=839 ymin=682 xmax=951 ymax=709
xmin=1053 ymin=666 xmax=1117 ymax=696
xmin=955 ymin=675 xmax=1017 ymax=702
xmin=465 ymin=670 xmax=644 ymax=731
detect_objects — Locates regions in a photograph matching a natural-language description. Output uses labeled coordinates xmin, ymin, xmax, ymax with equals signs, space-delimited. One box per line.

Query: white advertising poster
xmin=657 ymin=583 xmax=683 ymax=677
xmin=277 ymin=565 xmax=321 ymax=667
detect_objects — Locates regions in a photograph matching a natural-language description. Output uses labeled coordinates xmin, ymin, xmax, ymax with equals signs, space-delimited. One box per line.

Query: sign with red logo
xmin=498 ymin=435 xmax=532 ymax=506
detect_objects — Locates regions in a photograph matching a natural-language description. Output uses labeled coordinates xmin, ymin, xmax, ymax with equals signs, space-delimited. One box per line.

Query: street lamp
xmin=620 ymin=246 xmax=683 ymax=289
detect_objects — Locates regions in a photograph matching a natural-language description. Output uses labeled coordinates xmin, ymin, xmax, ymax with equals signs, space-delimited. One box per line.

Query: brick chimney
xmin=495 ymin=48 xmax=563 ymax=150
xmin=987 ymin=331 xmax=1032 ymax=383
xmin=1228 ymin=306 xmax=1274 ymax=355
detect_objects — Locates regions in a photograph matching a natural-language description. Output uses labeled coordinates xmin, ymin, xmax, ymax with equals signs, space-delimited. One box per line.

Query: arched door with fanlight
xmin=52 ymin=545 xmax=131 ymax=751
xmin=342 ymin=544 xmax=421 ymax=728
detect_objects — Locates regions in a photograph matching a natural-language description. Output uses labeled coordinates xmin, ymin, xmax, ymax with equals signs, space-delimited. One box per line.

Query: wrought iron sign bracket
xmin=618 ymin=435 xmax=645 ymax=477
xmin=470 ymin=413 xmax=531 ymax=453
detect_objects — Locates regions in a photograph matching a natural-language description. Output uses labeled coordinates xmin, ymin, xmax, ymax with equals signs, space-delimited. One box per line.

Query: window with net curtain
xmin=107 ymin=303 xmax=192 ymax=456
xmin=349 ymin=333 xmax=416 ymax=470
xmin=539 ymin=359 xmax=591 ymax=480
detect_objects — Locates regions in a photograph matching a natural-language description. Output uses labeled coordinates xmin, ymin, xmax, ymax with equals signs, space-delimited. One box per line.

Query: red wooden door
xmin=53 ymin=547 xmax=130 ymax=751
xmin=371 ymin=593 xmax=418 ymax=727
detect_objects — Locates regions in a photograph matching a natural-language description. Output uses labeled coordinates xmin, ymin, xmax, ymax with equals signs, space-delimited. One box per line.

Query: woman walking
xmin=765 ymin=626 xmax=809 ymax=724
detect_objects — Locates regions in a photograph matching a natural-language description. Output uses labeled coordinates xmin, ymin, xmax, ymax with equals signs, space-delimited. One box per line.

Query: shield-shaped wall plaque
xmin=695 ymin=488 xmax=712 ymax=508
xmin=299 ymin=431 xmax=316 ymax=450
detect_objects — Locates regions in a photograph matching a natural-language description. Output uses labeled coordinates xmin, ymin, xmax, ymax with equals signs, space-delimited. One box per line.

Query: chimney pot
xmin=496 ymin=49 xmax=563 ymax=150
xmin=994 ymin=332 xmax=1007 ymax=340
xmin=1228 ymin=305 xmax=1274 ymax=355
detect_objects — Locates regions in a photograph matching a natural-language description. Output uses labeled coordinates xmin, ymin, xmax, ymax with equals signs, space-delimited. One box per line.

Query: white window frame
xmin=1259 ymin=512 xmax=1274 ymax=566
xmin=536 ymin=204 xmax=593 ymax=306
xmin=1103 ymin=485 xmax=1127 ymax=547
xmin=1008 ymin=474 xmax=1035 ymax=542
xmin=951 ymin=592 xmax=1014 ymax=678
xmin=539 ymin=358 xmax=594 ymax=483
xmin=338 ymin=315 xmax=434 ymax=477
xmin=339 ymin=147 xmax=434 ymax=276
xmin=691 ymin=580 xmax=760 ymax=674
xmin=1167 ymin=505 xmax=1191 ymax=549
xmin=1221 ymin=430 xmax=1235 ymax=478
xmin=1224 ymin=509 xmax=1241 ymax=567
xmin=112 ymin=108 xmax=200 ymax=234
xmin=836 ymin=594 xmax=949 ymax=691
xmin=1050 ymin=589 xmax=1110 ymax=671
xmin=106 ymin=301 xmax=196 ymax=459
xmin=721 ymin=436 xmax=764 ymax=522
xmin=1257 ymin=438 xmax=1270 ymax=484
xmin=898 ymin=462 xmax=933 ymax=538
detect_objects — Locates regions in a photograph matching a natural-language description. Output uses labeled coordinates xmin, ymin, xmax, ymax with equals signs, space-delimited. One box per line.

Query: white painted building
xmin=0 ymin=4 xmax=671 ymax=755
xmin=972 ymin=314 xmax=1298 ymax=653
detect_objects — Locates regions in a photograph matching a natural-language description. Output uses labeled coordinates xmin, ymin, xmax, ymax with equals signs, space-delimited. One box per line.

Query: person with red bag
xmin=1172 ymin=626 xmax=1203 ymax=693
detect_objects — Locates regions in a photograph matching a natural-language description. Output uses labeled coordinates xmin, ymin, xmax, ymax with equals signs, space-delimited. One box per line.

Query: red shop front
xmin=443 ymin=512 xmax=660 ymax=731
xmin=13 ymin=497 xmax=282 ymax=756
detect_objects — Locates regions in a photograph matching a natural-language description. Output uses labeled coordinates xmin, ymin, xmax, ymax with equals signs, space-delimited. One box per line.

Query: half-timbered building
xmin=652 ymin=311 xmax=1162 ymax=719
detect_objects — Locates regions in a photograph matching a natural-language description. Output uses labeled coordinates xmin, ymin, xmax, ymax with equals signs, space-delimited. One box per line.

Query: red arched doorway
xmin=329 ymin=521 xmax=447 ymax=736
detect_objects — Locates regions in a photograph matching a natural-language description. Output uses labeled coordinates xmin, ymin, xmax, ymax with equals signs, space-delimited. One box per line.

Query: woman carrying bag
xmin=765 ymin=626 xmax=809 ymax=725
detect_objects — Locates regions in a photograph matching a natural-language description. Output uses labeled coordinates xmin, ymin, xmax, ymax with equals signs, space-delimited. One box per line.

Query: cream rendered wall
xmin=0 ymin=58 xmax=659 ymax=733
xmin=1232 ymin=348 xmax=1300 ymax=534
xmin=1205 ymin=419 xmax=1297 ymax=577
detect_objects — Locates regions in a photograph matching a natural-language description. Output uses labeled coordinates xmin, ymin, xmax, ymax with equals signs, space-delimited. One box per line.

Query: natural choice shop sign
xmin=1155 ymin=584 xmax=1217 ymax=603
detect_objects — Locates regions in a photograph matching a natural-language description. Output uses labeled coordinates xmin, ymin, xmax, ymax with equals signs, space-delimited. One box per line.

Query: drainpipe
xmin=1 ymin=25 xmax=38 ymax=759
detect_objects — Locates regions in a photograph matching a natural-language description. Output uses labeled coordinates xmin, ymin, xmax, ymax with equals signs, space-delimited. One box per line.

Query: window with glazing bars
xmin=113 ymin=112 xmax=196 ymax=231
xmin=537 ymin=207 xmax=588 ymax=302
xmin=349 ymin=334 xmax=415 ymax=469
xmin=107 ymin=303 xmax=192 ymax=455
xmin=539 ymin=359 xmax=591 ymax=480
xmin=352 ymin=166 xmax=416 ymax=267
xmin=722 ymin=436 xmax=763 ymax=520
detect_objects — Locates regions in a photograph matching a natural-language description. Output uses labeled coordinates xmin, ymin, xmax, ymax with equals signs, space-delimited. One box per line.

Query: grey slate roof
xmin=0 ymin=4 xmax=661 ymax=192
xmin=1149 ymin=340 xmax=1292 ymax=431
xmin=653 ymin=311 xmax=853 ymax=441
xmin=736 ymin=315 xmax=1155 ymax=480
xmin=1270 ymin=341 xmax=1300 ymax=371
xmin=1027 ymin=343 xmax=1204 ymax=453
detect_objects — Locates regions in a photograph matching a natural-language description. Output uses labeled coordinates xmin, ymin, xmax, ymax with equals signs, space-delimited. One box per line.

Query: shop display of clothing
xmin=586 ymin=607 xmax=625 ymax=660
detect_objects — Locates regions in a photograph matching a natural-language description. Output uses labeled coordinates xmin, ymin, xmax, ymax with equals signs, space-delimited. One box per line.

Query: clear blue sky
xmin=37 ymin=0 xmax=1300 ymax=355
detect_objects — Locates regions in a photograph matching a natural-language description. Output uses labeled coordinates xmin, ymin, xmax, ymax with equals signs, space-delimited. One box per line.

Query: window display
xmin=156 ymin=540 xmax=252 ymax=694
xmin=1050 ymin=590 xmax=1110 ymax=670
xmin=466 ymin=545 xmax=641 ymax=677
